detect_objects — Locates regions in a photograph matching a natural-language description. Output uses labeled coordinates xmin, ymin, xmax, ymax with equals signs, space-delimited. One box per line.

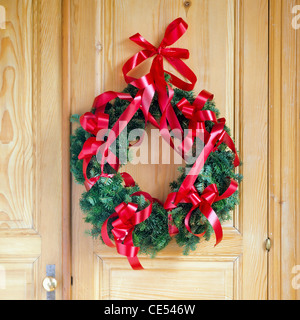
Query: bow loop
xmin=185 ymin=186 xmax=202 ymax=207
xmin=80 ymin=111 xmax=110 ymax=137
xmin=158 ymin=47 xmax=189 ymax=59
xmin=182 ymin=185 xmax=219 ymax=210
xmin=177 ymin=98 xmax=194 ymax=119
xmin=129 ymin=33 xmax=157 ymax=52
xmin=193 ymin=90 xmax=214 ymax=108
xmin=160 ymin=17 xmax=188 ymax=47
xmin=201 ymin=184 xmax=219 ymax=206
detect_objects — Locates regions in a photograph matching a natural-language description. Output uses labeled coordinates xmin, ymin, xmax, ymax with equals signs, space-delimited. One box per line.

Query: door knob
xmin=42 ymin=276 xmax=57 ymax=292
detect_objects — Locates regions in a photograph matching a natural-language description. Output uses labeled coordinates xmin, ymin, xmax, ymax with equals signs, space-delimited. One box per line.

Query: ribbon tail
xmin=148 ymin=112 xmax=160 ymax=129
xmin=164 ymin=57 xmax=197 ymax=91
xmin=127 ymin=256 xmax=144 ymax=270
xmin=216 ymin=179 xmax=238 ymax=201
xmin=222 ymin=132 xmax=240 ymax=167
xmin=175 ymin=122 xmax=226 ymax=204
xmin=101 ymin=213 xmax=118 ymax=248
xmin=168 ymin=213 xmax=179 ymax=237
xmin=93 ymin=91 xmax=133 ymax=111
xmin=84 ymin=176 xmax=100 ymax=191
xmin=96 ymin=146 xmax=120 ymax=172
xmin=115 ymin=240 xmax=139 ymax=258
xmin=201 ymin=204 xmax=223 ymax=246
xmin=100 ymin=94 xmax=142 ymax=172
xmin=82 ymin=157 xmax=101 ymax=191
xmin=120 ymin=172 xmax=136 ymax=187
xmin=174 ymin=143 xmax=211 ymax=204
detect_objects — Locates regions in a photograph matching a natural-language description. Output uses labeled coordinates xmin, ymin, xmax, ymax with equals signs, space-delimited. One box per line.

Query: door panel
xmin=95 ymin=258 xmax=236 ymax=300
xmin=70 ymin=0 xmax=268 ymax=300
xmin=0 ymin=0 xmax=62 ymax=300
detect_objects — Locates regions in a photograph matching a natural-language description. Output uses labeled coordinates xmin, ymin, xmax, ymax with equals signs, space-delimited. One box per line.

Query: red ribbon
xmin=123 ymin=17 xmax=197 ymax=93
xmin=78 ymin=111 xmax=120 ymax=190
xmin=122 ymin=17 xmax=197 ymax=143
xmin=177 ymin=90 xmax=217 ymax=154
xmin=101 ymin=191 xmax=153 ymax=270
xmin=163 ymin=116 xmax=240 ymax=244
xmin=75 ymin=18 xmax=241 ymax=259
xmin=164 ymin=179 xmax=238 ymax=246
xmin=97 ymin=172 xmax=136 ymax=188
xmin=93 ymin=90 xmax=159 ymax=129
xmin=90 ymin=18 xmax=198 ymax=172
xmin=175 ymin=119 xmax=240 ymax=204
xmin=92 ymin=90 xmax=163 ymax=173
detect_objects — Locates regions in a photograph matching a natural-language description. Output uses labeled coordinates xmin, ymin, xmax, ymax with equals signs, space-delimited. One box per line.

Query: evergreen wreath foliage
xmin=70 ymin=80 xmax=242 ymax=257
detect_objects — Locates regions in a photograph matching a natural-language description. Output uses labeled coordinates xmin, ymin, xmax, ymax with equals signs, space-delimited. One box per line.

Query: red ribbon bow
xmin=122 ymin=17 xmax=197 ymax=145
xmin=101 ymin=191 xmax=153 ymax=270
xmin=123 ymin=17 xmax=197 ymax=95
xmin=78 ymin=111 xmax=120 ymax=190
xmin=177 ymin=90 xmax=216 ymax=122
xmin=90 ymin=18 xmax=198 ymax=172
xmin=177 ymin=90 xmax=217 ymax=155
xmin=164 ymin=179 xmax=238 ymax=246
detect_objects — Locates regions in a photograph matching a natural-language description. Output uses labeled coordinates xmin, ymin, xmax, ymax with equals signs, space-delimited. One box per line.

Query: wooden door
xmin=70 ymin=0 xmax=268 ymax=300
xmin=0 ymin=0 xmax=298 ymax=301
xmin=0 ymin=0 xmax=63 ymax=299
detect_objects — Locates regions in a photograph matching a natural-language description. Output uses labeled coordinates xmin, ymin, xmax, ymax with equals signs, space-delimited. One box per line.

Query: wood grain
xmin=240 ymin=0 xmax=268 ymax=299
xmin=62 ymin=0 xmax=72 ymax=300
xmin=268 ymin=0 xmax=282 ymax=300
xmin=0 ymin=0 xmax=34 ymax=229
xmin=0 ymin=0 xmax=63 ymax=299
xmin=269 ymin=0 xmax=300 ymax=300
xmin=0 ymin=0 xmax=40 ymax=299
xmin=35 ymin=0 xmax=63 ymax=300
xmin=95 ymin=257 xmax=237 ymax=300
xmin=70 ymin=0 xmax=99 ymax=300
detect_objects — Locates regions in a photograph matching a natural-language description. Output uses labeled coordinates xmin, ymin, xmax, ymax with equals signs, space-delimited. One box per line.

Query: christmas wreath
xmin=70 ymin=18 xmax=242 ymax=270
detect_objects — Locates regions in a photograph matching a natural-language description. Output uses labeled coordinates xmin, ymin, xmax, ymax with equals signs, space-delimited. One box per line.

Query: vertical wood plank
xmin=234 ymin=0 xmax=243 ymax=231
xmin=281 ymin=0 xmax=299 ymax=300
xmin=36 ymin=0 xmax=63 ymax=300
xmin=241 ymin=0 xmax=268 ymax=299
xmin=70 ymin=0 xmax=100 ymax=300
xmin=268 ymin=0 xmax=282 ymax=300
xmin=269 ymin=0 xmax=300 ymax=300
xmin=0 ymin=0 xmax=63 ymax=299
xmin=62 ymin=0 xmax=72 ymax=300
xmin=0 ymin=0 xmax=34 ymax=229
xmin=297 ymin=0 xmax=300 ymax=302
